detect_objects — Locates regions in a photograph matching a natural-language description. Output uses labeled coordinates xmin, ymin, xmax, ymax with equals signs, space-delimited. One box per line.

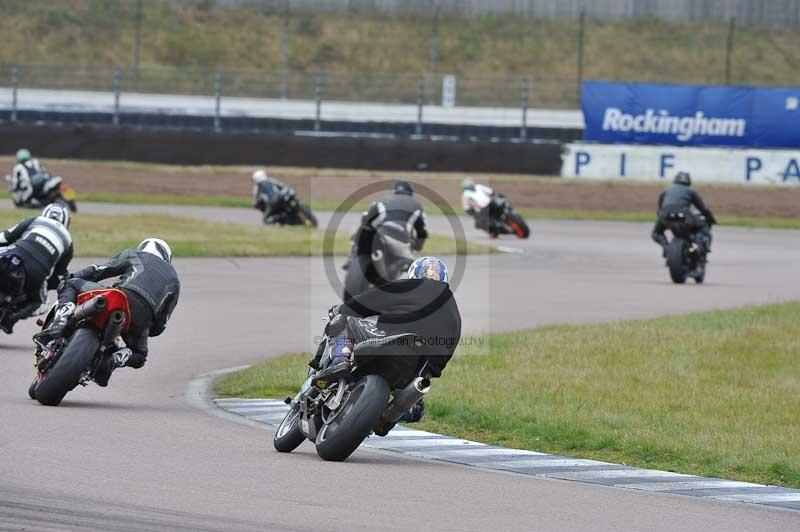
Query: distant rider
xmin=9 ymin=149 xmax=49 ymax=208
xmin=460 ymin=178 xmax=499 ymax=236
xmin=36 ymin=238 xmax=180 ymax=386
xmin=252 ymin=169 xmax=292 ymax=222
xmin=0 ymin=204 xmax=73 ymax=333
xmin=313 ymin=256 xmax=461 ymax=422
xmin=343 ymin=180 xmax=429 ymax=272
xmin=651 ymin=172 xmax=718 ymax=255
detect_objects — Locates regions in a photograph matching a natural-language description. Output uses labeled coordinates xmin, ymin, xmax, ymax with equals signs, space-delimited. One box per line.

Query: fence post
xmin=314 ymin=72 xmax=322 ymax=132
xmin=11 ymin=64 xmax=18 ymax=122
xmin=113 ymin=66 xmax=121 ymax=126
xmin=576 ymin=9 xmax=586 ymax=103
xmin=134 ymin=0 xmax=143 ymax=91
xmin=521 ymin=78 xmax=529 ymax=141
xmin=214 ymin=70 xmax=222 ymax=133
xmin=725 ymin=17 xmax=736 ymax=85
xmin=416 ymin=73 xmax=424 ymax=137
xmin=281 ymin=0 xmax=290 ymax=99
xmin=428 ymin=5 xmax=440 ymax=105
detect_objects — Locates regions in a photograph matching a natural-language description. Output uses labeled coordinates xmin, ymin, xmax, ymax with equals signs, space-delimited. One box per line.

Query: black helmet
xmin=674 ymin=172 xmax=691 ymax=186
xmin=394 ymin=180 xmax=413 ymax=196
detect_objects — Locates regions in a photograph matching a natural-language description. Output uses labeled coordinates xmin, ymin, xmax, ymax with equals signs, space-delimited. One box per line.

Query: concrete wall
xmin=0 ymin=123 xmax=563 ymax=174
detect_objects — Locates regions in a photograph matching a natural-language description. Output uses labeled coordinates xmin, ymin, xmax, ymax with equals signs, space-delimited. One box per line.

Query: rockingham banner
xmin=561 ymin=143 xmax=800 ymax=185
xmin=582 ymin=81 xmax=800 ymax=148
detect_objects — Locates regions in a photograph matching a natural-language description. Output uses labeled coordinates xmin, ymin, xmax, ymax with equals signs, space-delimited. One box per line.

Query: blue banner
xmin=582 ymin=81 xmax=800 ymax=148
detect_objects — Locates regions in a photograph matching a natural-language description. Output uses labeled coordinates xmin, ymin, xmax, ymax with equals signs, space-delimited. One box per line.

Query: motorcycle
xmin=343 ymin=221 xmax=414 ymax=300
xmin=29 ymin=289 xmax=130 ymax=406
xmin=274 ymin=331 xmax=431 ymax=461
xmin=261 ymin=188 xmax=317 ymax=228
xmin=5 ymin=173 xmax=79 ymax=213
xmin=479 ymin=195 xmax=529 ymax=239
xmin=0 ymin=253 xmax=28 ymax=334
xmin=663 ymin=212 xmax=708 ymax=284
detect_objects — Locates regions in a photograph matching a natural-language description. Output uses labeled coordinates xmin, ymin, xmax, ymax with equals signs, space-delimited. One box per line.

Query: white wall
xmin=561 ymin=143 xmax=800 ymax=186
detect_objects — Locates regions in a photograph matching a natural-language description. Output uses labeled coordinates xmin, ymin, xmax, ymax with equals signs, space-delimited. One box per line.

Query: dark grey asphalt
xmin=1 ymin=205 xmax=799 ymax=531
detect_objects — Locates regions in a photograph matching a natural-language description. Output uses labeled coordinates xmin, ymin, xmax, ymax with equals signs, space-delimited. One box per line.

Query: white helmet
xmin=137 ymin=238 xmax=173 ymax=263
xmin=252 ymin=169 xmax=268 ymax=184
xmin=42 ymin=203 xmax=70 ymax=228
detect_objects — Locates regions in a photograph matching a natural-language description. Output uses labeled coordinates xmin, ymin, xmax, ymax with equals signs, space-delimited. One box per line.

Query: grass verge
xmin=215 ymin=302 xmax=800 ymax=488
xmin=0 ymin=209 xmax=489 ymax=258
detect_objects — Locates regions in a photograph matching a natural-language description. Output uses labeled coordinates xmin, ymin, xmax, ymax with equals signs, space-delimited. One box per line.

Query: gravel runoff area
xmin=3 ymin=156 xmax=800 ymax=219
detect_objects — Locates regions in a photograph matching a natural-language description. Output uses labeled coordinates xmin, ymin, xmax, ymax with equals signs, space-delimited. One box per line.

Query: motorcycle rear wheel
xmin=34 ymin=328 xmax=99 ymax=406
xmin=666 ymin=240 xmax=688 ymax=284
xmin=315 ymin=375 xmax=390 ymax=462
xmin=273 ymin=402 xmax=306 ymax=453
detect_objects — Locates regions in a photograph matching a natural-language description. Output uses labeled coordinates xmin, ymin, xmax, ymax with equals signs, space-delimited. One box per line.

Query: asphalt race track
xmin=2 ymin=206 xmax=800 ymax=531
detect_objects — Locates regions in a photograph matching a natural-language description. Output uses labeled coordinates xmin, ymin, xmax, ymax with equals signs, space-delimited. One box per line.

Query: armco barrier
xmin=0 ymin=122 xmax=563 ymax=174
xmin=562 ymin=142 xmax=800 ymax=185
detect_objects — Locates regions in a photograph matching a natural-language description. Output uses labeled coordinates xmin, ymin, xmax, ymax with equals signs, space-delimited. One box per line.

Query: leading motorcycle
xmin=29 ymin=289 xmax=131 ymax=405
xmin=478 ymin=195 xmax=529 ymax=239
xmin=262 ymin=188 xmax=317 ymax=228
xmin=6 ymin=173 xmax=78 ymax=213
xmin=342 ymin=221 xmax=415 ymax=300
xmin=274 ymin=331 xmax=431 ymax=461
xmin=0 ymin=253 xmax=28 ymax=334
xmin=662 ymin=212 xmax=708 ymax=284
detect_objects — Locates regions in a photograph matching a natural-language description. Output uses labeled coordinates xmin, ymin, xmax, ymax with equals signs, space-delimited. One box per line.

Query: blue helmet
xmin=407 ymin=256 xmax=448 ymax=283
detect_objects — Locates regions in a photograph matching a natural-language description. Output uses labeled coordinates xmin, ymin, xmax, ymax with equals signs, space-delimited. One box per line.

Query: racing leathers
xmin=9 ymin=159 xmax=47 ymax=207
xmin=461 ymin=183 xmax=498 ymax=234
xmin=360 ymin=191 xmax=429 ymax=251
xmin=320 ymin=278 xmax=461 ymax=380
xmin=0 ymin=216 xmax=73 ymax=331
xmin=253 ymin=178 xmax=292 ymax=220
xmin=56 ymin=249 xmax=180 ymax=375
xmin=651 ymin=184 xmax=718 ymax=254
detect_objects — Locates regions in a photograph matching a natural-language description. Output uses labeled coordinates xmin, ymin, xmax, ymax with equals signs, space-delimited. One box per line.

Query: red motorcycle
xmin=30 ymin=289 xmax=130 ymax=406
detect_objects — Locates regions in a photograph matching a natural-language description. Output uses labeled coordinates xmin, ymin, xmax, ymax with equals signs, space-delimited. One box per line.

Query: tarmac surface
xmin=1 ymin=205 xmax=799 ymax=531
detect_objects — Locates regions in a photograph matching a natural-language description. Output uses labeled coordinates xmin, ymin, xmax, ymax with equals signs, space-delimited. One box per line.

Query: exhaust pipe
xmin=72 ymin=295 xmax=107 ymax=322
xmin=381 ymin=377 xmax=431 ymax=423
xmin=101 ymin=310 xmax=126 ymax=348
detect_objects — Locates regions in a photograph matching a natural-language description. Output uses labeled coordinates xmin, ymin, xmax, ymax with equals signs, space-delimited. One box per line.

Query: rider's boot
xmin=33 ymin=302 xmax=75 ymax=344
xmin=93 ymin=348 xmax=133 ymax=387
xmin=311 ymin=339 xmax=353 ymax=389
xmin=399 ymin=398 xmax=426 ymax=423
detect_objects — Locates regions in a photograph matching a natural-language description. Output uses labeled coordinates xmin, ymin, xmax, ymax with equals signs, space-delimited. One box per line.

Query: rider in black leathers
xmin=651 ymin=172 xmax=718 ymax=255
xmin=36 ymin=238 xmax=180 ymax=386
xmin=0 ymin=204 xmax=73 ymax=333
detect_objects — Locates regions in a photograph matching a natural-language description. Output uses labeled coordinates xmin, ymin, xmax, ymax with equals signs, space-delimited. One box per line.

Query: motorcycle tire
xmin=506 ymin=213 xmax=530 ymax=239
xmin=27 ymin=378 xmax=38 ymax=400
xmin=34 ymin=328 xmax=99 ymax=406
xmin=273 ymin=402 xmax=306 ymax=453
xmin=315 ymin=374 xmax=390 ymax=462
xmin=666 ymin=240 xmax=688 ymax=284
xmin=694 ymin=263 xmax=706 ymax=284
xmin=299 ymin=204 xmax=318 ymax=228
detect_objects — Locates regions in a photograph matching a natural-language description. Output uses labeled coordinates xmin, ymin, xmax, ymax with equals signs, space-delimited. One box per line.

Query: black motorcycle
xmin=261 ymin=188 xmax=317 ymax=228
xmin=663 ymin=213 xmax=708 ymax=284
xmin=274 ymin=332 xmax=431 ymax=461
xmin=343 ymin=221 xmax=415 ymax=300
xmin=0 ymin=253 xmax=28 ymax=334
xmin=480 ymin=195 xmax=530 ymax=239
xmin=6 ymin=173 xmax=79 ymax=212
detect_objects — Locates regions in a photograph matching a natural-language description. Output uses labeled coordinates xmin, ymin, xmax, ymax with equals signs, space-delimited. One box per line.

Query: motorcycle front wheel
xmin=506 ymin=213 xmax=530 ymax=239
xmin=314 ymin=374 xmax=390 ymax=462
xmin=273 ymin=402 xmax=306 ymax=453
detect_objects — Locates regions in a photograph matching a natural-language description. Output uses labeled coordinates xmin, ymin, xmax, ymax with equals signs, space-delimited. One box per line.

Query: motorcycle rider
xmin=313 ymin=256 xmax=461 ymax=423
xmin=35 ymin=238 xmax=180 ymax=387
xmin=252 ymin=169 xmax=292 ymax=223
xmin=460 ymin=177 xmax=499 ymax=236
xmin=9 ymin=149 xmax=49 ymax=208
xmin=0 ymin=204 xmax=73 ymax=333
xmin=343 ymin=180 xmax=429 ymax=272
xmin=651 ymin=172 xmax=718 ymax=256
